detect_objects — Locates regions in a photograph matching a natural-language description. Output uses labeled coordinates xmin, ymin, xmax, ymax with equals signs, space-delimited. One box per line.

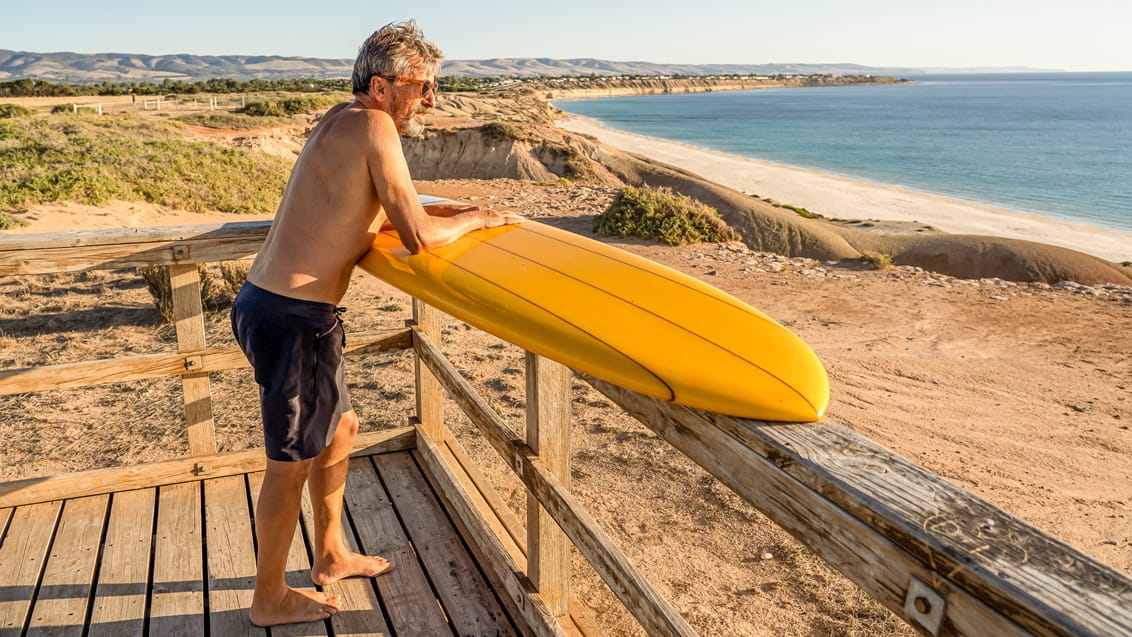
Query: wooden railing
xmin=1 ymin=223 xmax=1130 ymax=637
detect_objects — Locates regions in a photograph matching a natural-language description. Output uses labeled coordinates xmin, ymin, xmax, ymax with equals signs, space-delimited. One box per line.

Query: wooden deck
xmin=0 ymin=449 xmax=526 ymax=637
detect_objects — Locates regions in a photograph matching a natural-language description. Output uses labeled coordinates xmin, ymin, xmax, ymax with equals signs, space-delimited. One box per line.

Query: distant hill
xmin=0 ymin=50 xmax=1057 ymax=83
xmin=0 ymin=50 xmax=354 ymax=83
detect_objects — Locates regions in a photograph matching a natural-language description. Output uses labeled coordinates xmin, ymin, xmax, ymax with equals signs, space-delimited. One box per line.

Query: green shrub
xmin=178 ymin=112 xmax=289 ymax=129
xmin=219 ymin=260 xmax=251 ymax=297
xmin=0 ymin=104 xmax=34 ymax=119
xmin=782 ymin=204 xmax=816 ymax=219
xmin=594 ymin=186 xmax=740 ymax=245
xmin=0 ymin=211 xmax=28 ymax=229
xmin=241 ymin=100 xmax=287 ymax=117
xmin=138 ymin=264 xmax=218 ymax=322
xmin=861 ymin=250 xmax=893 ymax=269
xmin=240 ymin=95 xmax=340 ymax=117
xmin=0 ymin=114 xmax=292 ymax=213
xmin=50 ymin=104 xmax=72 ymax=114
xmin=481 ymin=121 xmax=527 ymax=141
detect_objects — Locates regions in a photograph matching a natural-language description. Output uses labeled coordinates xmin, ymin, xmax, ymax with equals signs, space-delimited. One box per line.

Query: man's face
xmin=389 ymin=70 xmax=436 ymax=138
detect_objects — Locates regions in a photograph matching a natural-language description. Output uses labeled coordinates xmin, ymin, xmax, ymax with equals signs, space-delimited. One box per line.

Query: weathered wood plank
xmin=204 ymin=475 xmax=263 ymax=636
xmin=0 ymin=427 xmax=416 ymax=508
xmin=374 ymin=452 xmax=516 ymax=636
xmin=0 ymin=329 xmax=410 ymax=397
xmin=87 ymin=489 xmax=155 ymax=637
xmin=579 ymin=376 xmax=1067 ymax=637
xmin=25 ymin=495 xmax=109 ymax=637
xmin=0 ymin=221 xmax=270 ymax=251
xmin=434 ymin=432 xmax=605 ymax=637
xmin=247 ymin=472 xmax=328 ymax=637
xmin=149 ymin=482 xmax=205 ymax=637
xmin=526 ymin=352 xmax=573 ymax=617
xmin=413 ymin=332 xmax=698 ymax=637
xmin=442 ymin=430 xmax=528 ymax=564
xmin=714 ymin=412 xmax=1132 ymax=637
xmin=341 ymin=456 xmax=452 ymax=636
xmin=412 ymin=300 xmax=444 ymax=443
xmin=298 ymin=482 xmax=393 ymax=637
xmin=170 ymin=262 xmax=216 ymax=456
xmin=413 ymin=434 xmax=569 ymax=637
xmin=0 ymin=237 xmax=267 ymax=276
xmin=0 ymin=501 xmax=61 ymax=635
xmin=0 ymin=222 xmax=271 ymax=276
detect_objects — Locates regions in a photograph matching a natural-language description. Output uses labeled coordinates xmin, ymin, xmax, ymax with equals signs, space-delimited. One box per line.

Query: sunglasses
xmin=382 ymin=76 xmax=438 ymax=98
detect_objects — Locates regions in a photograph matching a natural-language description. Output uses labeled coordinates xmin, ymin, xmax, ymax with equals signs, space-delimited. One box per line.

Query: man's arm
xmin=422 ymin=202 xmax=484 ymax=218
xmin=365 ymin=112 xmax=521 ymax=253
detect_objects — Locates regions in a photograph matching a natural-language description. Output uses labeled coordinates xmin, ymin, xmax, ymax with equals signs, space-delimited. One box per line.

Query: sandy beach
xmin=558 ymin=116 xmax=1132 ymax=263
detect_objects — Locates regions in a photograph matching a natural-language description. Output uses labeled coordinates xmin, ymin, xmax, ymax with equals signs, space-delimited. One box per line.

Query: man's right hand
xmin=481 ymin=210 xmax=525 ymax=228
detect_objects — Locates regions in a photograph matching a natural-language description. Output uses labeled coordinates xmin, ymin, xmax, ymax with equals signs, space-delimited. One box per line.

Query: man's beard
xmin=395 ymin=99 xmax=427 ymax=138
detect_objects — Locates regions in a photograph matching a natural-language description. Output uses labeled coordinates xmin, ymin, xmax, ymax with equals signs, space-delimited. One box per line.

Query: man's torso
xmin=248 ymin=102 xmax=391 ymax=304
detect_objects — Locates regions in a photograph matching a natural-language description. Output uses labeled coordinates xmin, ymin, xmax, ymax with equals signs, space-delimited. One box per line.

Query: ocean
xmin=553 ymin=73 xmax=1132 ymax=234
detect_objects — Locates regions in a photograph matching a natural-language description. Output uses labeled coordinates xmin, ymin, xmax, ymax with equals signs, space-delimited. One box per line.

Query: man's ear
xmin=369 ymin=75 xmax=386 ymax=100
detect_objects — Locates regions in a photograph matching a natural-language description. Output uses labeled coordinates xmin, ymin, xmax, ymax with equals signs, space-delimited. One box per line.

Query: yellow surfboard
xmin=358 ymin=200 xmax=829 ymax=422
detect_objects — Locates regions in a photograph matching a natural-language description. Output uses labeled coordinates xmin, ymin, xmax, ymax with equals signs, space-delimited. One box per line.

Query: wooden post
xmin=525 ymin=351 xmax=572 ymax=617
xmin=169 ymin=261 xmax=216 ymax=456
xmin=412 ymin=299 xmax=444 ymax=442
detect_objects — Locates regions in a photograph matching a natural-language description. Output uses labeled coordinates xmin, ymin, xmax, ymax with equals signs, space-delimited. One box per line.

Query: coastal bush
xmin=178 ymin=112 xmax=289 ymax=129
xmin=861 ymin=250 xmax=893 ymax=269
xmin=481 ymin=121 xmax=527 ymax=142
xmin=0 ymin=114 xmax=292 ymax=213
xmin=0 ymin=211 xmax=28 ymax=229
xmin=594 ymin=185 xmax=740 ymax=245
xmin=782 ymin=203 xmax=817 ymax=219
xmin=219 ymin=260 xmax=251 ymax=298
xmin=138 ymin=264 xmax=218 ymax=323
xmin=0 ymin=104 xmax=34 ymax=119
xmin=240 ymin=95 xmax=340 ymax=117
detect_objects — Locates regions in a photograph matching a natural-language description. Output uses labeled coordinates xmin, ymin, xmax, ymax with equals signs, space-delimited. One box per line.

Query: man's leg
xmin=309 ymin=410 xmax=395 ymax=585
xmin=249 ymin=458 xmax=342 ymax=627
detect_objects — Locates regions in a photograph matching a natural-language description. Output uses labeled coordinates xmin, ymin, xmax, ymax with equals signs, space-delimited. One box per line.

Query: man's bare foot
xmin=249 ymin=587 xmax=341 ymax=627
xmin=311 ymin=551 xmax=394 ymax=586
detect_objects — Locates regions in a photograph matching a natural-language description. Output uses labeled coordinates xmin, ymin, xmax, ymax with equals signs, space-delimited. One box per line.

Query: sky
xmin=2 ymin=0 xmax=1129 ymax=71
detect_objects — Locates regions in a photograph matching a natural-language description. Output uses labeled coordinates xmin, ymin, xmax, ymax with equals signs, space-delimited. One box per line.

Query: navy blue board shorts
xmin=231 ymin=282 xmax=351 ymax=461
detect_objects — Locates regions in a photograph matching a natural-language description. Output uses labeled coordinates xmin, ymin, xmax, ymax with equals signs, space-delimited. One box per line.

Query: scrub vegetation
xmin=0 ymin=103 xmax=35 ymax=119
xmin=0 ymin=112 xmax=293 ymax=213
xmin=861 ymin=250 xmax=894 ymax=269
xmin=239 ymin=94 xmax=343 ymax=117
xmin=177 ymin=112 xmax=291 ymax=129
xmin=594 ymin=185 xmax=740 ymax=245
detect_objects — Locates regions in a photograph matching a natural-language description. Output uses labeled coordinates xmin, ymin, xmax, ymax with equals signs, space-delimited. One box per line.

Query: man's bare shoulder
xmin=317 ymin=103 xmax=397 ymax=139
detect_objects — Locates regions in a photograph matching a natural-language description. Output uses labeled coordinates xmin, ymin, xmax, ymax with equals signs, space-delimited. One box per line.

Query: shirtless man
xmin=230 ymin=21 xmax=522 ymax=627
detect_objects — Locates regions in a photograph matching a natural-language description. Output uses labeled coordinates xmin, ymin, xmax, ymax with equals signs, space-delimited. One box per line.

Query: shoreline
xmin=557 ymin=115 xmax=1132 ymax=263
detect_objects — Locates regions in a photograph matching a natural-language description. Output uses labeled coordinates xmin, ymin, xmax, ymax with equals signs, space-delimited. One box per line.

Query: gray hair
xmin=352 ymin=20 xmax=443 ymax=94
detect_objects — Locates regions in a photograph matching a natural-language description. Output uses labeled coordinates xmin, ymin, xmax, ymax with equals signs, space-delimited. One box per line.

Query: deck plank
xmin=342 ymin=456 xmax=452 ymax=636
xmin=25 ymin=495 xmax=108 ymax=637
xmin=204 ymin=475 xmax=264 ymax=636
xmin=246 ymin=472 xmax=328 ymax=637
xmin=1 ymin=450 xmax=539 ymax=637
xmin=299 ymin=484 xmax=393 ymax=636
xmin=0 ymin=501 xmax=61 ymax=636
xmin=149 ymin=482 xmax=204 ymax=637
xmin=87 ymin=489 xmax=155 ymax=637
xmin=375 ymin=452 xmax=517 ymax=637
